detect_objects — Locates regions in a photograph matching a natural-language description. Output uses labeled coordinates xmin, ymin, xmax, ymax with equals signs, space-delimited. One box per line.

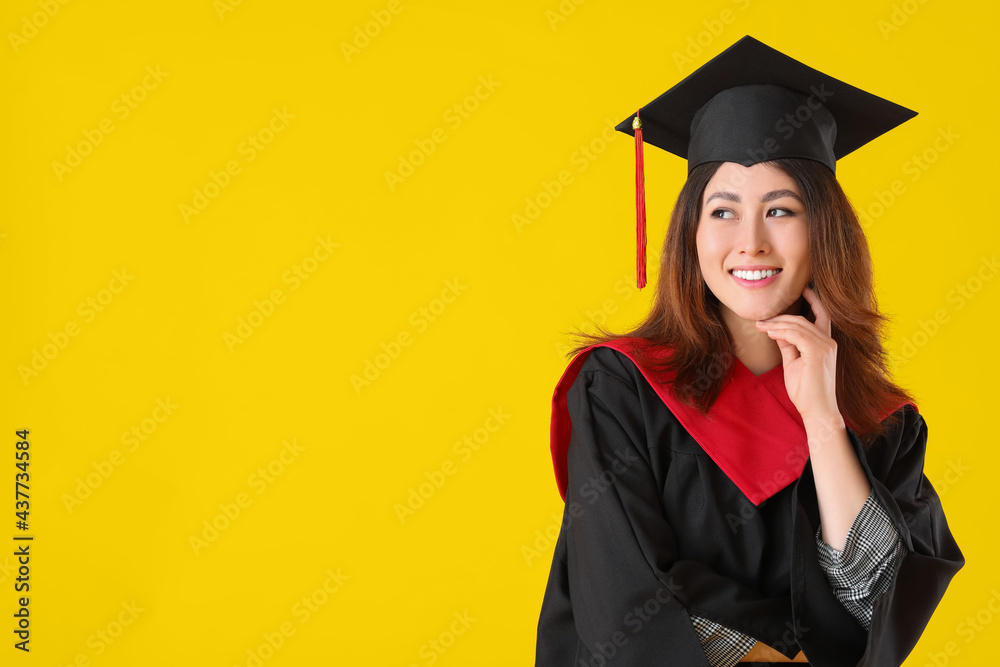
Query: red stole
xmin=549 ymin=337 xmax=910 ymax=505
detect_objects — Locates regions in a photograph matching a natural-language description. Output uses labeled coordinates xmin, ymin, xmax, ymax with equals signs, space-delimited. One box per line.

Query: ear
xmin=800 ymin=291 xmax=815 ymax=323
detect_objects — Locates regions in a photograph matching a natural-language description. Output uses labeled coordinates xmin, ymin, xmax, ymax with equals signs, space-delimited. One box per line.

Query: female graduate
xmin=535 ymin=36 xmax=964 ymax=667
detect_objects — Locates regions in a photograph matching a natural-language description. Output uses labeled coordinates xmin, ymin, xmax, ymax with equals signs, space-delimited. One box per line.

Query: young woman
xmin=535 ymin=37 xmax=964 ymax=667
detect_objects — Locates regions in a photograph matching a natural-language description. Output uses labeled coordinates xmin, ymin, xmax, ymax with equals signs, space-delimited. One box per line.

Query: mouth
xmin=729 ymin=267 xmax=781 ymax=287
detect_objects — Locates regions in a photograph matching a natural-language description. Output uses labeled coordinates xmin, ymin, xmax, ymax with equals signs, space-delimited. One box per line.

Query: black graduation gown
xmin=535 ymin=344 xmax=964 ymax=667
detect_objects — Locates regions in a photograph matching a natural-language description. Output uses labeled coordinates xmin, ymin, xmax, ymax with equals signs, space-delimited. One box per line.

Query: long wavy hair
xmin=568 ymin=157 xmax=913 ymax=440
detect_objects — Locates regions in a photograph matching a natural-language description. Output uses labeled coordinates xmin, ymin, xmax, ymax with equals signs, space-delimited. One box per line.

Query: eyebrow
xmin=705 ymin=191 xmax=740 ymax=204
xmin=762 ymin=189 xmax=804 ymax=204
xmin=705 ymin=189 xmax=804 ymax=205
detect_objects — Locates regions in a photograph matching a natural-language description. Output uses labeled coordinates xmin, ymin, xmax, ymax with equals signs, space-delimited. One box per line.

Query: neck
xmin=733 ymin=334 xmax=781 ymax=376
xmin=723 ymin=300 xmax=803 ymax=376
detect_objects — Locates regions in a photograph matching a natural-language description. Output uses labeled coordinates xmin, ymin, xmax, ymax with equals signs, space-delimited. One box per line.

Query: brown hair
xmin=567 ymin=157 xmax=913 ymax=440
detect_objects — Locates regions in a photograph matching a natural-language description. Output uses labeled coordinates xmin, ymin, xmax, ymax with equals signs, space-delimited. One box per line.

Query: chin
xmin=730 ymin=302 xmax=793 ymax=323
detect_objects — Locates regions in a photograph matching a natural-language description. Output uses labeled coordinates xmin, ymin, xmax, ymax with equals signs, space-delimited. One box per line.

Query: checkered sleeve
xmin=689 ymin=614 xmax=757 ymax=667
xmin=814 ymin=487 xmax=906 ymax=630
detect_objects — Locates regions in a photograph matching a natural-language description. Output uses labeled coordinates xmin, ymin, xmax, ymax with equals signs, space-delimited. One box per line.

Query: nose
xmin=739 ymin=215 xmax=771 ymax=256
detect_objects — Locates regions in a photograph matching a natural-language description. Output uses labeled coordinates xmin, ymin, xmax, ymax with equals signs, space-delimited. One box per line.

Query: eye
xmin=767 ymin=207 xmax=795 ymax=218
xmin=710 ymin=208 xmax=737 ymax=220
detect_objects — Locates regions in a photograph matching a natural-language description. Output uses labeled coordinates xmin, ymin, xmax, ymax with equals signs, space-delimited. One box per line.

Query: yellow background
xmin=1 ymin=0 xmax=996 ymax=664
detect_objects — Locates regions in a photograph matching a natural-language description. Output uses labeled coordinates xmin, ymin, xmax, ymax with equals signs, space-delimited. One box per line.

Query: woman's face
xmin=695 ymin=161 xmax=811 ymax=331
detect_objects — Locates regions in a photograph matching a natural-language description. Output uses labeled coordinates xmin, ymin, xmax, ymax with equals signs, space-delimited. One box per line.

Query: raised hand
xmin=754 ymin=286 xmax=840 ymax=424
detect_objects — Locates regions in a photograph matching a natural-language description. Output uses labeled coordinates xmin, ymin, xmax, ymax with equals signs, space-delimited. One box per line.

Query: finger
xmin=801 ymin=286 xmax=832 ymax=338
xmin=764 ymin=325 xmax=823 ymax=357
xmin=758 ymin=318 xmax=824 ymax=337
xmin=755 ymin=313 xmax=815 ymax=326
xmin=755 ymin=319 xmax=826 ymax=346
xmin=769 ymin=331 xmax=801 ymax=365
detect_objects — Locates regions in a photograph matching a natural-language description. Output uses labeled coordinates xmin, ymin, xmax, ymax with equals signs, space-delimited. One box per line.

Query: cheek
xmin=793 ymin=233 xmax=811 ymax=274
xmin=777 ymin=224 xmax=810 ymax=270
xmin=695 ymin=225 xmax=724 ymax=266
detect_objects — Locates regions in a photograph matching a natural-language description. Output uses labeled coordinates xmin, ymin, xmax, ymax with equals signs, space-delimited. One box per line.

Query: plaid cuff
xmin=690 ymin=614 xmax=758 ymax=667
xmin=815 ymin=488 xmax=906 ymax=629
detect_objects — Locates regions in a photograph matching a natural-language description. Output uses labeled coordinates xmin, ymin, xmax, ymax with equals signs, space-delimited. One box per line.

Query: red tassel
xmin=633 ymin=110 xmax=647 ymax=289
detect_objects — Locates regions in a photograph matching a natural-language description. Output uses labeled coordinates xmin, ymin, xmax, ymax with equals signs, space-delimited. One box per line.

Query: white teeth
xmin=731 ymin=269 xmax=780 ymax=281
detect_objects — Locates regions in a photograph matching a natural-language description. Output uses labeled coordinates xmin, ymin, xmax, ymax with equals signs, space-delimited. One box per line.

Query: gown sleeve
xmin=539 ymin=348 xmax=798 ymax=665
xmin=790 ymin=403 xmax=965 ymax=666
xmin=813 ymin=488 xmax=907 ymax=629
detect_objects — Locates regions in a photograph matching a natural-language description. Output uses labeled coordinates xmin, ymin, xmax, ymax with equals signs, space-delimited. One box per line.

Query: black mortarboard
xmin=618 ymin=35 xmax=917 ymax=288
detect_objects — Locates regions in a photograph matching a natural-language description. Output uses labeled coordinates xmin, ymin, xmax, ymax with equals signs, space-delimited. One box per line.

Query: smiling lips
xmin=730 ymin=267 xmax=782 ymax=286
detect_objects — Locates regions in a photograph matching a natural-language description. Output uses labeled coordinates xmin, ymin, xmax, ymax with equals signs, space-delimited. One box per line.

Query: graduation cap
xmin=619 ymin=35 xmax=917 ymax=288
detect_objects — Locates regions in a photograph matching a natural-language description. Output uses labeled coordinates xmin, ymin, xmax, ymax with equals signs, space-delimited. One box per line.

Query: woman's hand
xmin=754 ymin=286 xmax=840 ymax=424
xmin=758 ymin=287 xmax=871 ymax=550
